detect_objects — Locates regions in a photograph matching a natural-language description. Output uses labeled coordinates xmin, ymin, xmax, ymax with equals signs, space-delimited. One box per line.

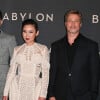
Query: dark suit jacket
xmin=47 ymin=34 xmax=100 ymax=100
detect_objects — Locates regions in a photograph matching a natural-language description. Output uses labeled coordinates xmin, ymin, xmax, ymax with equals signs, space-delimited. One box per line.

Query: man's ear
xmin=80 ymin=22 xmax=82 ymax=27
xmin=36 ymin=30 xmax=39 ymax=37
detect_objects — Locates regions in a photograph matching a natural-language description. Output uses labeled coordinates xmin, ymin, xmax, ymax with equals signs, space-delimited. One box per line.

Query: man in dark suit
xmin=47 ymin=9 xmax=100 ymax=100
xmin=0 ymin=10 xmax=17 ymax=100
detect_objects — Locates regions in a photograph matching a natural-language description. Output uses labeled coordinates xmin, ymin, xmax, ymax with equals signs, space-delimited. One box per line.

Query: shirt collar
xmin=65 ymin=33 xmax=81 ymax=46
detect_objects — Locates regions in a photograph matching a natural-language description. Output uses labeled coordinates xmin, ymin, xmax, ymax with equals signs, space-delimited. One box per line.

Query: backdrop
xmin=0 ymin=0 xmax=100 ymax=51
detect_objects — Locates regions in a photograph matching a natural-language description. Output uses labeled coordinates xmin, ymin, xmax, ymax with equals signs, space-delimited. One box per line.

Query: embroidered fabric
xmin=3 ymin=43 xmax=50 ymax=100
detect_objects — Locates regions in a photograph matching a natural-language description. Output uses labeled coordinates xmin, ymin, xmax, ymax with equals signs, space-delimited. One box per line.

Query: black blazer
xmin=47 ymin=34 xmax=100 ymax=100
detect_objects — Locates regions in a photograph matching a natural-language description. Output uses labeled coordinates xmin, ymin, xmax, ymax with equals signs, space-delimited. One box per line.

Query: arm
xmin=47 ymin=44 xmax=57 ymax=100
xmin=3 ymin=47 xmax=18 ymax=96
xmin=8 ymin=35 xmax=17 ymax=58
xmin=89 ymin=43 xmax=100 ymax=100
xmin=39 ymin=46 xmax=50 ymax=98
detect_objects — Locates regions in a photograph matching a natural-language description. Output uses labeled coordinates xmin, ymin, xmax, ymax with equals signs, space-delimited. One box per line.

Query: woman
xmin=3 ymin=19 xmax=50 ymax=100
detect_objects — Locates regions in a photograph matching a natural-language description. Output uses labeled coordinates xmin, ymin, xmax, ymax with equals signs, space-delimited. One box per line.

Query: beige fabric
xmin=3 ymin=43 xmax=50 ymax=100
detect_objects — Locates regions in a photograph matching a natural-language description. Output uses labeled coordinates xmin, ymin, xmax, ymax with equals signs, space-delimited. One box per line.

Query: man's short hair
xmin=64 ymin=9 xmax=82 ymax=23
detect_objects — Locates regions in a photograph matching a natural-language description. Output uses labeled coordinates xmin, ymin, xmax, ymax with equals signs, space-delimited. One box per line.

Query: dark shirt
xmin=65 ymin=34 xmax=81 ymax=100
xmin=66 ymin=34 xmax=81 ymax=68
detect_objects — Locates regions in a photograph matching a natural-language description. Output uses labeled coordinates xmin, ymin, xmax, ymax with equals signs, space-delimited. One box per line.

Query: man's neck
xmin=67 ymin=33 xmax=79 ymax=45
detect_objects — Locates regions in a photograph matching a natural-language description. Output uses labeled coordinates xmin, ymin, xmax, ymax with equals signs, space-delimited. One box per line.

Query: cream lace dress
xmin=3 ymin=43 xmax=50 ymax=100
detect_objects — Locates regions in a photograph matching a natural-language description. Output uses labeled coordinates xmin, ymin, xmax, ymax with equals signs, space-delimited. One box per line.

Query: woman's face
xmin=22 ymin=24 xmax=39 ymax=45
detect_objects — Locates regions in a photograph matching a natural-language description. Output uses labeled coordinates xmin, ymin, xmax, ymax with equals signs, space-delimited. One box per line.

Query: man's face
xmin=65 ymin=14 xmax=82 ymax=34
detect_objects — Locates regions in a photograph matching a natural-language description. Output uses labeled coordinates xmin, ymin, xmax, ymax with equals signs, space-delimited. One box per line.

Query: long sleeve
xmin=40 ymin=46 xmax=50 ymax=98
xmin=3 ymin=48 xmax=18 ymax=96
xmin=89 ymin=42 xmax=100 ymax=100
xmin=47 ymin=44 xmax=57 ymax=98
xmin=8 ymin=36 xmax=17 ymax=58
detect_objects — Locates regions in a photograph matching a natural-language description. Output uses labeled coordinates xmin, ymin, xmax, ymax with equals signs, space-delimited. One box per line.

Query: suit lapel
xmin=0 ymin=31 xmax=4 ymax=48
xmin=59 ymin=34 xmax=85 ymax=72
xmin=61 ymin=36 xmax=70 ymax=72
xmin=0 ymin=30 xmax=5 ymax=37
xmin=71 ymin=34 xmax=85 ymax=70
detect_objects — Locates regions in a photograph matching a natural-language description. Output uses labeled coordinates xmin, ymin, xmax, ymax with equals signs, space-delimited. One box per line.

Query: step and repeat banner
xmin=0 ymin=0 xmax=100 ymax=50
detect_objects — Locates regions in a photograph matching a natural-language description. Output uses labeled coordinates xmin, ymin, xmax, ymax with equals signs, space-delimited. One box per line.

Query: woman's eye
xmin=23 ymin=30 xmax=26 ymax=33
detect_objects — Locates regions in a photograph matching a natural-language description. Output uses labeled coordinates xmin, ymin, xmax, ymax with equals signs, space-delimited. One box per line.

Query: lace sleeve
xmin=3 ymin=48 xmax=18 ymax=96
xmin=40 ymin=46 xmax=50 ymax=98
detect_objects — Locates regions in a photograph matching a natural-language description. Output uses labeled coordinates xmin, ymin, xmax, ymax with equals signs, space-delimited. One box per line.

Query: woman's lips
xmin=26 ymin=38 xmax=30 ymax=40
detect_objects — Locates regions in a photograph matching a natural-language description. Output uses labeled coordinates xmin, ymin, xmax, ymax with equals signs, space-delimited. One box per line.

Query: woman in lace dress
xmin=3 ymin=19 xmax=50 ymax=100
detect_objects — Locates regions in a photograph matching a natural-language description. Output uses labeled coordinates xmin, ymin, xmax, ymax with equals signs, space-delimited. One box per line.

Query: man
xmin=0 ymin=10 xmax=17 ymax=100
xmin=47 ymin=9 xmax=100 ymax=100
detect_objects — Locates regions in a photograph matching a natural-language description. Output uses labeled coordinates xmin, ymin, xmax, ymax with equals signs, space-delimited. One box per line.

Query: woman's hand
xmin=2 ymin=96 xmax=8 ymax=100
xmin=38 ymin=97 xmax=46 ymax=100
xmin=49 ymin=97 xmax=56 ymax=100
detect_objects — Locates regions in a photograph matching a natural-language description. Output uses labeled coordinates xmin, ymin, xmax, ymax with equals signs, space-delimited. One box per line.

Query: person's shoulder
xmin=14 ymin=44 xmax=24 ymax=51
xmin=3 ymin=32 xmax=13 ymax=37
xmin=81 ymin=34 xmax=98 ymax=45
xmin=35 ymin=42 xmax=49 ymax=51
xmin=3 ymin=33 xmax=15 ymax=39
xmin=51 ymin=36 xmax=66 ymax=46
